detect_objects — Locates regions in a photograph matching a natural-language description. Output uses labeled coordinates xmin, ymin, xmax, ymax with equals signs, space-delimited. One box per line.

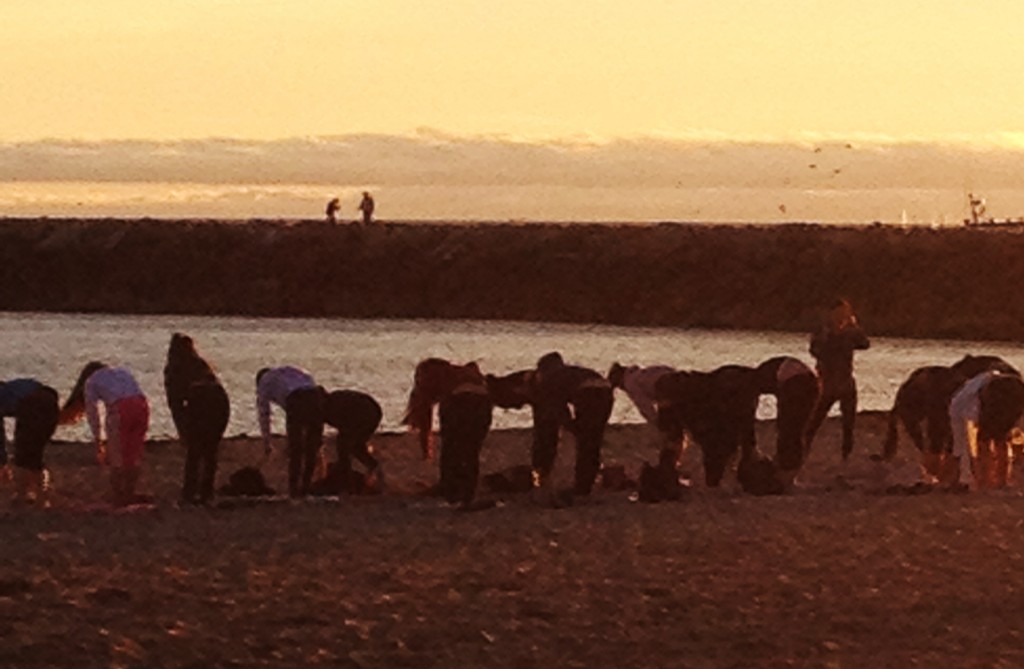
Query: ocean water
xmin=4 ymin=181 xmax=1024 ymax=225
xmin=2 ymin=312 xmax=1024 ymax=442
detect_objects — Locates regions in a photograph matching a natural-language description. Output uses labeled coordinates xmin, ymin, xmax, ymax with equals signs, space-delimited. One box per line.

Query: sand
xmin=3 ymin=412 xmax=1024 ymax=668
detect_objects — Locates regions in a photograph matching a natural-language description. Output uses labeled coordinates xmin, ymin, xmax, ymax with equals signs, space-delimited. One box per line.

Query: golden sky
xmin=4 ymin=0 xmax=1024 ymax=143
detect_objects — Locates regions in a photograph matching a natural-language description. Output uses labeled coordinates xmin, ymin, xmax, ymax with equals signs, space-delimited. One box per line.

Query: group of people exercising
xmin=0 ymin=333 xmax=384 ymax=508
xmin=1 ymin=299 xmax=1023 ymax=509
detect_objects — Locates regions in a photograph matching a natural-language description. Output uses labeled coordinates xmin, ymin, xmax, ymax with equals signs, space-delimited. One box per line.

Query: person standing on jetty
xmin=256 ymin=366 xmax=324 ymax=498
xmin=60 ymin=362 xmax=151 ymax=507
xmin=804 ymin=299 xmax=870 ymax=461
xmin=358 ymin=191 xmax=375 ymax=225
xmin=325 ymin=198 xmax=341 ymax=224
xmin=0 ymin=378 xmax=60 ymax=506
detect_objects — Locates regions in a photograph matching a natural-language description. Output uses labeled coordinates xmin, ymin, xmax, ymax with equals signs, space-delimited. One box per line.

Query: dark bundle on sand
xmin=737 ymin=455 xmax=786 ymax=496
xmin=308 ymin=462 xmax=381 ymax=496
xmin=599 ymin=464 xmax=636 ymax=491
xmin=637 ymin=462 xmax=684 ymax=503
xmin=218 ymin=467 xmax=276 ymax=497
xmin=481 ymin=465 xmax=534 ymax=494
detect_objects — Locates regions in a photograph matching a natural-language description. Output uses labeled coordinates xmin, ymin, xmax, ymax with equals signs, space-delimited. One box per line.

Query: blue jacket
xmin=0 ymin=379 xmax=44 ymax=416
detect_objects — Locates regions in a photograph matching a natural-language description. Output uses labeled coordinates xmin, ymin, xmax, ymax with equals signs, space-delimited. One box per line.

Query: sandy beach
xmin=3 ymin=412 xmax=1024 ymax=668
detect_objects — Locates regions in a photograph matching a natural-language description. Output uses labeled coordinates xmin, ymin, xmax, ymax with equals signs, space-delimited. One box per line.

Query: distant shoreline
xmin=0 ymin=217 xmax=1022 ymax=341
xmin=1 ymin=215 xmax=1005 ymax=228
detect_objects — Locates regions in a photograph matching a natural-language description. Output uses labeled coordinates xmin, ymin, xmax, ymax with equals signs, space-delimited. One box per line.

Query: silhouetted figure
xmin=438 ymin=378 xmax=493 ymax=506
xmin=881 ymin=365 xmax=961 ymax=475
xmin=804 ymin=299 xmax=870 ymax=460
xmin=607 ymin=362 xmax=680 ymax=492
xmin=358 ymin=191 xmax=375 ymax=224
xmin=256 ymin=366 xmax=324 ymax=498
xmin=326 ymin=198 xmax=341 ymax=224
xmin=654 ymin=365 xmax=760 ymax=489
xmin=967 ymin=193 xmax=986 ymax=226
xmin=486 ymin=355 xmax=614 ymax=499
xmin=403 ymin=358 xmax=490 ymax=502
xmin=754 ymin=356 xmax=820 ymax=485
xmin=61 ymin=362 xmax=150 ymax=507
xmin=877 ymin=355 xmax=1019 ymax=484
xmin=950 ymin=371 xmax=1024 ymax=490
xmin=607 ymin=362 xmax=676 ymax=426
xmin=164 ymin=333 xmax=230 ymax=505
xmin=403 ymin=358 xmax=483 ymax=460
xmin=531 ymin=352 xmax=614 ymax=497
xmin=0 ymin=378 xmax=59 ymax=506
xmin=323 ymin=389 xmax=383 ymax=492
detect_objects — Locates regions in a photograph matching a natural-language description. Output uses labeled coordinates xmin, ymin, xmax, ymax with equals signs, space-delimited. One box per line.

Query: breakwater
xmin=1 ymin=218 xmax=1021 ymax=340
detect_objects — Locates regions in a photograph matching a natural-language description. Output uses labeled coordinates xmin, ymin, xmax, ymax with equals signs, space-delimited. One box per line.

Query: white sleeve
xmin=84 ymin=379 xmax=103 ymax=442
xmin=257 ymin=384 xmax=272 ymax=450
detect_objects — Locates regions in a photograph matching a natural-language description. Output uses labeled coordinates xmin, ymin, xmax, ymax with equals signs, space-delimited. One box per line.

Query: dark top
xmin=809 ymin=325 xmax=869 ymax=385
xmin=0 ymin=379 xmax=44 ymax=416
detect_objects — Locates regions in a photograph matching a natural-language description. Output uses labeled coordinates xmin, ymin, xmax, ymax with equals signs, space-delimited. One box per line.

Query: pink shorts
xmin=106 ymin=396 xmax=150 ymax=469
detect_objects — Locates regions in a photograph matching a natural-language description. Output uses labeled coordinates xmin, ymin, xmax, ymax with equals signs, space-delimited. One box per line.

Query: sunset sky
xmin=5 ymin=0 xmax=1024 ymax=144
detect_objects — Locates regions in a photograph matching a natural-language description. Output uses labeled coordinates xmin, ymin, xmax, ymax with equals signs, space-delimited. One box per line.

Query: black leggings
xmin=12 ymin=387 xmax=59 ymax=471
xmin=805 ymin=377 xmax=858 ymax=460
xmin=285 ymin=388 xmax=325 ymax=497
xmin=776 ymin=373 xmax=820 ymax=472
xmin=531 ymin=384 xmax=613 ymax=495
xmin=324 ymin=390 xmax=382 ymax=478
xmin=180 ymin=381 xmax=230 ymax=503
xmin=438 ymin=389 xmax=492 ymax=505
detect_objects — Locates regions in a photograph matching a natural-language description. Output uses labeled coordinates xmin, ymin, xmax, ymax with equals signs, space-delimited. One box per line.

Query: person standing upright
xmin=358 ymin=191 xmax=375 ymax=225
xmin=804 ymin=299 xmax=870 ymax=461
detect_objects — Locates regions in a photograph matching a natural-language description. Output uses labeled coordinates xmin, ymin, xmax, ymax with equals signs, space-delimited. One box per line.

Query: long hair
xmin=402 ymin=358 xmax=481 ymax=460
xmin=826 ymin=298 xmax=855 ymax=332
xmin=401 ymin=358 xmax=483 ymax=431
xmin=978 ymin=375 xmax=1024 ymax=443
xmin=59 ymin=361 xmax=107 ymax=425
xmin=166 ymin=333 xmax=216 ymax=384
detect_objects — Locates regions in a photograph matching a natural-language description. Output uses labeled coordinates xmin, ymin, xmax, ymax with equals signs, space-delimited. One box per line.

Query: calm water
xmin=2 ymin=181 xmax=1019 ymax=225
xmin=2 ymin=312 xmax=1024 ymax=441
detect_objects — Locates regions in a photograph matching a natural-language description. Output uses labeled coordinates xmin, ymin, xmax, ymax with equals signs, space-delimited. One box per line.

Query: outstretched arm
xmin=257 ymin=393 xmax=273 ymax=454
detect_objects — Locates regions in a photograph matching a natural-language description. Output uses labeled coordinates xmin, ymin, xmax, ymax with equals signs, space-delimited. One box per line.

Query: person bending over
xmin=61 ymin=362 xmax=150 ymax=507
xmin=532 ymin=352 xmax=614 ymax=497
xmin=0 ymin=378 xmax=59 ymax=506
xmin=256 ymin=366 xmax=324 ymax=498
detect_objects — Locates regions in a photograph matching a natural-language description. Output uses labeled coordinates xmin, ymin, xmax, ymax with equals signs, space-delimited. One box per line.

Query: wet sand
xmin=3 ymin=412 xmax=1024 ymax=668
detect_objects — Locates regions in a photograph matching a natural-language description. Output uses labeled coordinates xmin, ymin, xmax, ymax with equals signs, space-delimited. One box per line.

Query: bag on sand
xmin=309 ymin=462 xmax=379 ymax=496
xmin=737 ymin=455 xmax=786 ymax=496
xmin=219 ymin=466 xmax=276 ymax=497
xmin=482 ymin=465 xmax=534 ymax=494
xmin=599 ymin=464 xmax=636 ymax=491
xmin=637 ymin=462 xmax=683 ymax=503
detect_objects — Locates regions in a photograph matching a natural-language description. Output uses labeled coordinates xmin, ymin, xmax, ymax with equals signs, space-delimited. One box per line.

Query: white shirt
xmin=777 ymin=358 xmax=813 ymax=384
xmin=949 ymin=370 xmax=999 ymax=489
xmin=84 ymin=367 xmax=144 ymax=442
xmin=620 ymin=365 xmax=676 ymax=425
xmin=256 ymin=366 xmax=316 ymax=449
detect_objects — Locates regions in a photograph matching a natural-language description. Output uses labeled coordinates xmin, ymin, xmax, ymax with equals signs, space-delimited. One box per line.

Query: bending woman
xmin=0 ymin=378 xmax=60 ymax=506
xmin=61 ymin=362 xmax=150 ymax=507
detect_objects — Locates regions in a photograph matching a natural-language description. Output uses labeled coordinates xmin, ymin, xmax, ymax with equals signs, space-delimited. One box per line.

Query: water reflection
xmin=1 ymin=312 xmax=1021 ymax=440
